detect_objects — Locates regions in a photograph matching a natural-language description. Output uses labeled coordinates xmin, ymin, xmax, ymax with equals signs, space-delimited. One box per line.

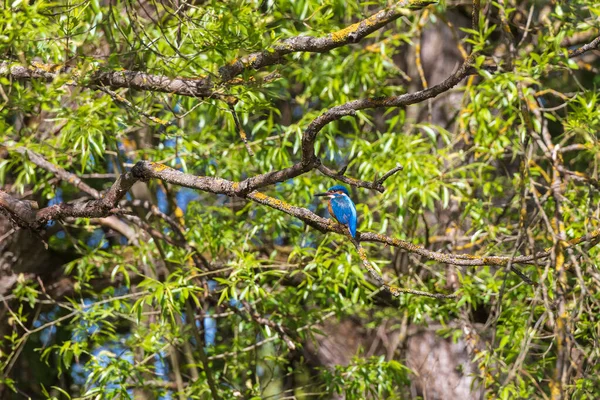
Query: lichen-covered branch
xmin=351 ymin=237 xmax=458 ymax=299
xmin=3 ymin=159 xmax=600 ymax=274
xmin=218 ymin=0 xmax=438 ymax=81
xmin=0 ymin=61 xmax=215 ymax=98
xmin=568 ymin=36 xmax=600 ymax=58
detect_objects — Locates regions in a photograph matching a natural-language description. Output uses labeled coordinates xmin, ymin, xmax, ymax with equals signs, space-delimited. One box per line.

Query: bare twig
xmin=233 ymin=301 xmax=296 ymax=350
xmin=228 ymin=103 xmax=254 ymax=156
xmin=317 ymin=162 xmax=403 ymax=192
xmin=568 ymin=36 xmax=600 ymax=58
xmin=318 ymin=164 xmax=383 ymax=192
xmin=374 ymin=163 xmax=404 ymax=186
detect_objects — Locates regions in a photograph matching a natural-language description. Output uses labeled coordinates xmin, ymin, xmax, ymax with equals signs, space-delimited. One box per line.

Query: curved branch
xmin=375 ymin=164 xmax=405 ymax=186
xmin=127 ymin=163 xmax=596 ymax=270
xmin=4 ymin=160 xmax=599 ymax=274
xmin=16 ymin=147 xmax=101 ymax=199
xmin=218 ymin=0 xmax=437 ymax=81
xmin=301 ymin=55 xmax=475 ymax=164
xmin=233 ymin=57 xmax=475 ymax=194
xmin=351 ymin=237 xmax=457 ymax=299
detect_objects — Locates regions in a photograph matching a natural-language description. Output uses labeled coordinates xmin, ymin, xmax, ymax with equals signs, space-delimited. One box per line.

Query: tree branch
xmin=0 ymin=191 xmax=37 ymax=228
xmin=472 ymin=0 xmax=481 ymax=30
xmin=16 ymin=147 xmax=101 ymax=199
xmin=318 ymin=164 xmax=385 ymax=192
xmin=351 ymin=237 xmax=458 ymax=299
xmin=317 ymin=163 xmax=403 ymax=192
xmin=4 ymin=159 xmax=599 ymax=275
xmin=218 ymin=0 xmax=437 ymax=81
xmin=232 ymin=301 xmax=296 ymax=351
xmin=0 ymin=61 xmax=216 ymax=98
xmin=374 ymin=163 xmax=404 ymax=186
xmin=568 ymin=36 xmax=600 ymax=58
xmin=228 ymin=103 xmax=255 ymax=156
xmin=301 ymin=55 xmax=475 ymax=165
xmin=2 ymin=170 xmax=138 ymax=230
xmin=4 ymin=157 xmax=600 ymax=280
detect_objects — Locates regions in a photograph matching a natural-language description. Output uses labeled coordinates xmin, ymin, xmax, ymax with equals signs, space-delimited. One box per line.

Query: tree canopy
xmin=1 ymin=0 xmax=600 ymax=399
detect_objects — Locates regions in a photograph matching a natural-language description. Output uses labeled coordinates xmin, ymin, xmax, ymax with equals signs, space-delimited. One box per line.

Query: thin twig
xmin=16 ymin=147 xmax=100 ymax=199
xmin=568 ymin=36 xmax=600 ymax=58
xmin=350 ymin=237 xmax=458 ymax=299
xmin=228 ymin=103 xmax=254 ymax=156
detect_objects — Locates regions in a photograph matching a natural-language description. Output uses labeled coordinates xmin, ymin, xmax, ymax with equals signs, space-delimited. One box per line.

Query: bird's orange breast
xmin=327 ymin=201 xmax=335 ymax=221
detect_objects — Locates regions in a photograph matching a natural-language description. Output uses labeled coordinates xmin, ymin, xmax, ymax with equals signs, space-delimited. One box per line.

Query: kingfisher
xmin=315 ymin=185 xmax=357 ymax=238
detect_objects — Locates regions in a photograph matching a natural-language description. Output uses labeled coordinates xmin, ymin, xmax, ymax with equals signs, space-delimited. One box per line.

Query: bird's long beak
xmin=314 ymin=192 xmax=331 ymax=198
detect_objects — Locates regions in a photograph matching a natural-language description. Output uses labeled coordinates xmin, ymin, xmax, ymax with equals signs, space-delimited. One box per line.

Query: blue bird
xmin=315 ymin=185 xmax=357 ymax=238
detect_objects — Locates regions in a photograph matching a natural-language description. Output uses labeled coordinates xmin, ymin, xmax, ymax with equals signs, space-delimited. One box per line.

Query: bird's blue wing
xmin=331 ymin=196 xmax=357 ymax=237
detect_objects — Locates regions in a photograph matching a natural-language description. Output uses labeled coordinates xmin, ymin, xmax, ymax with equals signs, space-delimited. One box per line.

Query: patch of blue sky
xmin=204 ymin=311 xmax=217 ymax=347
xmin=32 ymin=306 xmax=60 ymax=346
xmin=156 ymin=185 xmax=169 ymax=214
xmin=46 ymin=188 xmax=63 ymax=230
xmin=87 ymin=228 xmax=109 ymax=249
xmin=84 ymin=343 xmax=134 ymax=397
xmin=71 ymin=298 xmax=103 ymax=342
xmin=175 ymin=188 xmax=199 ymax=213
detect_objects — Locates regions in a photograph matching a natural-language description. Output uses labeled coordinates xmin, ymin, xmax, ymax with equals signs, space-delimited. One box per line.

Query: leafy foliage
xmin=1 ymin=0 xmax=600 ymax=399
